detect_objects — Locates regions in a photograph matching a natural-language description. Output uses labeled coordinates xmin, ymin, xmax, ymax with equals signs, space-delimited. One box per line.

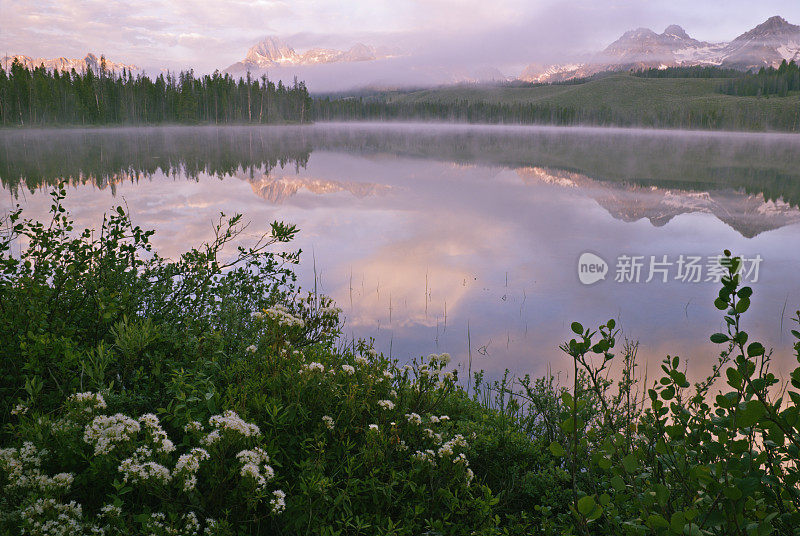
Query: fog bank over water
xmin=2 ymin=123 xmax=799 ymax=381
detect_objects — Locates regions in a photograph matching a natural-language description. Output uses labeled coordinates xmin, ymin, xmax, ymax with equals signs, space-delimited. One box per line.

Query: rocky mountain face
xmin=225 ymin=37 xmax=394 ymax=75
xmin=521 ymin=16 xmax=800 ymax=83
xmin=1 ymin=53 xmax=139 ymax=74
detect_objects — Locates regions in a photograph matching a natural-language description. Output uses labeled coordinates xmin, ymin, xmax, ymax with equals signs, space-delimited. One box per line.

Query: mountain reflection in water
xmin=2 ymin=123 xmax=799 ymax=381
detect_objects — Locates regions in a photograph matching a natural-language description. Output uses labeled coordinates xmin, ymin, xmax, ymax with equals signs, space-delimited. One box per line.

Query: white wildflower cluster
xmin=412 ymin=449 xmax=437 ymax=465
xmin=427 ymin=353 xmax=452 ymax=367
xmin=319 ymin=305 xmax=342 ymax=317
xmin=377 ymin=400 xmax=395 ymax=411
xmin=300 ymin=362 xmax=325 ymax=373
xmin=11 ymin=402 xmax=29 ymax=416
xmin=202 ymin=411 xmax=260 ymax=446
xmin=437 ymin=434 xmax=468 ymax=458
xmin=99 ymin=504 xmax=122 ymax=518
xmin=263 ymin=304 xmax=305 ymax=328
xmin=245 ymin=345 xmax=257 ymax=353
xmin=118 ymin=446 xmax=171 ymax=486
xmin=423 ymin=428 xmax=443 ymax=444
xmin=270 ymin=489 xmax=286 ymax=514
xmin=322 ymin=415 xmax=335 ymax=430
xmin=355 ymin=356 xmax=369 ymax=366
xmin=84 ymin=414 xmax=140 ymax=455
xmin=382 ymin=371 xmax=393 ymax=381
xmin=174 ymin=448 xmax=210 ymax=491
xmin=144 ymin=511 xmax=202 ymax=536
xmin=366 ymin=348 xmax=378 ymax=358
xmin=237 ymin=448 xmax=275 ymax=491
xmin=68 ymin=391 xmax=108 ymax=412
xmin=0 ymin=443 xmax=74 ymax=493
xmin=341 ymin=364 xmax=355 ymax=375
xmin=251 ymin=311 xmax=264 ymax=320
xmin=19 ymin=498 xmax=84 ymax=536
xmin=405 ymin=413 xmax=422 ymax=425
xmin=140 ymin=413 xmax=175 ymax=454
xmin=184 ymin=421 xmax=204 ymax=433
xmin=368 ymin=424 xmax=379 ymax=432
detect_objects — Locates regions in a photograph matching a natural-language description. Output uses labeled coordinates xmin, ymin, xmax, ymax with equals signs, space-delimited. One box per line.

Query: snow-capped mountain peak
xmin=520 ymin=15 xmax=800 ymax=83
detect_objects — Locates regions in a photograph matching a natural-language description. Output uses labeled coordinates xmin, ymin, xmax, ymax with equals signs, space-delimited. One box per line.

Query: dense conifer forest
xmin=718 ymin=60 xmax=800 ymax=96
xmin=0 ymin=59 xmax=313 ymax=126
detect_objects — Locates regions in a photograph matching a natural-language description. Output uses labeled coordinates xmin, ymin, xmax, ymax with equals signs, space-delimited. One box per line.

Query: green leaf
xmin=738 ymin=286 xmax=753 ymax=299
xmin=621 ymin=453 xmax=638 ymax=473
xmin=735 ymin=297 xmax=751 ymax=314
xmin=571 ymin=322 xmax=584 ymax=335
xmin=723 ymin=486 xmax=742 ymax=500
xmin=597 ymin=456 xmax=612 ymax=471
xmin=577 ymin=495 xmax=596 ymax=517
xmin=714 ymin=298 xmax=728 ymax=310
xmin=747 ymin=342 xmax=765 ymax=357
xmin=549 ymin=441 xmax=566 ymax=457
xmin=737 ymin=400 xmax=765 ymax=429
xmin=611 ymin=475 xmax=626 ymax=492
xmin=726 ymin=367 xmax=743 ymax=390
xmin=647 ymin=514 xmax=669 ymax=530
xmin=710 ymin=333 xmax=729 ymax=344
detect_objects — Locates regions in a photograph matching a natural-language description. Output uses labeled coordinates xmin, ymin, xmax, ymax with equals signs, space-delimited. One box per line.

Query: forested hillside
xmin=0 ymin=60 xmax=313 ymax=126
xmin=314 ymin=73 xmax=800 ymax=132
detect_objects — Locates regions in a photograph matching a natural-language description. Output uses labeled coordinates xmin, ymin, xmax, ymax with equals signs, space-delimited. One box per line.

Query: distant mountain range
xmin=8 ymin=15 xmax=800 ymax=91
xmin=521 ymin=16 xmax=800 ymax=83
xmin=225 ymin=37 xmax=396 ymax=75
xmin=1 ymin=53 xmax=139 ymax=74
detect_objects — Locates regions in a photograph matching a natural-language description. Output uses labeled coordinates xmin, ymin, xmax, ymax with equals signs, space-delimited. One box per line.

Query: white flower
xmin=84 ymin=414 xmax=140 ymax=455
xmin=246 ymin=345 xmax=257 ymax=353
xmin=11 ymin=402 xmax=29 ymax=416
xmin=405 ymin=413 xmax=422 ymax=425
xmin=322 ymin=416 xmax=335 ymax=430
xmin=68 ymin=392 xmax=107 ymax=411
xmin=368 ymin=424 xmax=379 ymax=432
xmin=439 ymin=353 xmax=452 ymax=365
xmin=184 ymin=421 xmax=203 ymax=433
xmin=174 ymin=448 xmax=209 ymax=491
xmin=466 ymin=468 xmax=475 ymax=485
xmin=341 ymin=365 xmax=355 ymax=375
xmin=118 ymin=446 xmax=171 ymax=485
xmin=355 ymin=356 xmax=369 ymax=366
xmin=264 ymin=305 xmax=305 ymax=328
xmin=301 ymin=362 xmax=325 ymax=373
xmin=237 ymin=448 xmax=275 ymax=490
xmin=270 ymin=490 xmax=286 ymax=514
xmin=412 ymin=449 xmax=436 ymax=465
xmin=377 ymin=400 xmax=395 ymax=410
xmin=429 ymin=416 xmax=440 ymax=424
xmin=203 ymin=410 xmax=260 ymax=445
xmin=139 ymin=413 xmax=175 ymax=454
xmin=251 ymin=311 xmax=264 ymax=319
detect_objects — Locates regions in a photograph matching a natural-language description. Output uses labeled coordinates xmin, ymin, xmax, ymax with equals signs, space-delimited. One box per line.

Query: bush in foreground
xmin=2 ymin=189 xmax=800 ymax=535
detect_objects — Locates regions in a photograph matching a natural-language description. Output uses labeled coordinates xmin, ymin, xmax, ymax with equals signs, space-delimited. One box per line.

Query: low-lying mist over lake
xmin=3 ymin=123 xmax=800 ymax=380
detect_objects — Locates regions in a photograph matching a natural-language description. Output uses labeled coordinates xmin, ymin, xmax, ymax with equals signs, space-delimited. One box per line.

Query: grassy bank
xmin=314 ymin=74 xmax=800 ymax=132
xmin=2 ymin=189 xmax=800 ymax=535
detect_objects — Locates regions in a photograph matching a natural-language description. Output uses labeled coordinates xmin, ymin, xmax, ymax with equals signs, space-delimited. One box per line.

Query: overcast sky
xmin=2 ymin=0 xmax=800 ymax=74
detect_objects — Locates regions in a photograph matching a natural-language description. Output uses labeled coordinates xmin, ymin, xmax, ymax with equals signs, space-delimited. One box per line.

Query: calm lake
xmin=2 ymin=123 xmax=800 ymax=382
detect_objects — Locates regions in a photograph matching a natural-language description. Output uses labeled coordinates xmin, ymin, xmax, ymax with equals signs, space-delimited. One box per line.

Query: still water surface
xmin=2 ymin=123 xmax=800 ymax=382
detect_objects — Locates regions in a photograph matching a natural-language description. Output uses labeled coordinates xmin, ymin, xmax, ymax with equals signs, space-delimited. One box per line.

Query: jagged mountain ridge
xmin=521 ymin=16 xmax=800 ymax=83
xmin=225 ymin=36 xmax=394 ymax=75
xmin=1 ymin=53 xmax=139 ymax=74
